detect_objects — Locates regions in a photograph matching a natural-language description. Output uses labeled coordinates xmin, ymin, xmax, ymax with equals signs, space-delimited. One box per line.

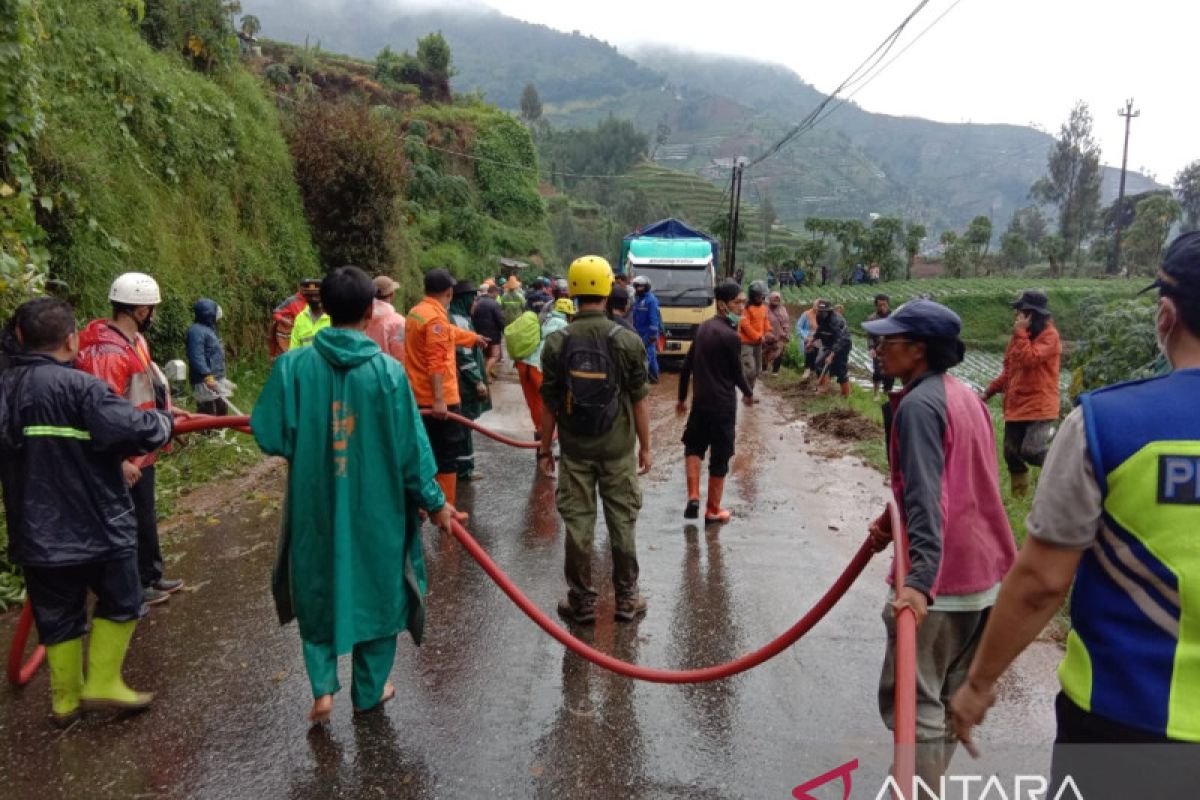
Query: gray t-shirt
xmin=1025 ymin=407 xmax=1104 ymax=549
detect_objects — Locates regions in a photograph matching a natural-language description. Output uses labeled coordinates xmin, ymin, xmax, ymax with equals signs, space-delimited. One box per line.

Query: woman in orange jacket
xmin=982 ymin=291 xmax=1062 ymax=497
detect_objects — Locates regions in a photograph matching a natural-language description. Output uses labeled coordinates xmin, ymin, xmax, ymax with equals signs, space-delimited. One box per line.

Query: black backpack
xmin=559 ymin=323 xmax=623 ymax=437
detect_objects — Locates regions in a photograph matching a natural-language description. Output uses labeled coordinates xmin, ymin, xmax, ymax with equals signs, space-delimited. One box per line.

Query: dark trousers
xmin=682 ymin=406 xmax=736 ymax=477
xmin=1002 ymin=419 xmax=1055 ymax=475
xmin=1051 ymin=693 xmax=1199 ymax=799
xmin=196 ymin=396 xmax=229 ymax=416
xmin=872 ymin=357 xmax=895 ymax=392
xmin=130 ymin=465 xmax=164 ymax=587
xmin=421 ymin=405 xmax=467 ymax=474
xmin=804 ymin=346 xmax=819 ymax=372
xmin=24 ymin=556 xmax=142 ymax=645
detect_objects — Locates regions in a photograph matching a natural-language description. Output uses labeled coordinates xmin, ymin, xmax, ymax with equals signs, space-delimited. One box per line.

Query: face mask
xmin=727 ymin=313 xmax=742 ymax=327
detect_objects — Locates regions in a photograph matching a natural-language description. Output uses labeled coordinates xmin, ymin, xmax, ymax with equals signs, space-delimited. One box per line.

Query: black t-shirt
xmin=678 ymin=316 xmax=753 ymax=412
xmin=471 ymin=296 xmax=505 ymax=341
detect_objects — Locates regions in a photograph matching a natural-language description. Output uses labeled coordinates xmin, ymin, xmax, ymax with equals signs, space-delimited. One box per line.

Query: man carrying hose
xmin=253 ymin=266 xmax=455 ymax=724
xmin=862 ymin=299 xmax=1015 ymax=784
xmin=0 ymin=298 xmax=173 ymax=726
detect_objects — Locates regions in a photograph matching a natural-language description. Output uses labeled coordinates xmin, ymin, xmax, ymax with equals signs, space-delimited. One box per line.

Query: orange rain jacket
xmin=404 ymin=298 xmax=481 ymax=407
xmin=738 ymin=303 xmax=768 ymax=345
xmin=985 ymin=321 xmax=1062 ymax=421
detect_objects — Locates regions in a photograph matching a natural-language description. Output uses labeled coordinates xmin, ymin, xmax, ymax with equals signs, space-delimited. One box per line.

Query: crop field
xmin=782 ymin=277 xmax=1135 ymax=307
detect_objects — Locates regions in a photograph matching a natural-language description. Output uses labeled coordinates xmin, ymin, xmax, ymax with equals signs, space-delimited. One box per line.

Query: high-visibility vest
xmin=290 ymin=308 xmax=330 ymax=349
xmin=1063 ymin=368 xmax=1200 ymax=741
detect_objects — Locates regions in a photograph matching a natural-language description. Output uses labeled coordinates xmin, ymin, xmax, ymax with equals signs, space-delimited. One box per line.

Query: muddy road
xmin=0 ymin=374 xmax=1060 ymax=799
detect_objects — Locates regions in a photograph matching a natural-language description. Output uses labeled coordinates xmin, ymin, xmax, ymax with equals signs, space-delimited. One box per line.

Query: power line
xmin=746 ymin=0 xmax=934 ymax=170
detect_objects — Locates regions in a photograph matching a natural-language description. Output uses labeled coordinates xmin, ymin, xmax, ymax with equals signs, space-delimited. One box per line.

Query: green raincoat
xmin=450 ymin=294 xmax=492 ymax=421
xmin=252 ymin=327 xmax=444 ymax=652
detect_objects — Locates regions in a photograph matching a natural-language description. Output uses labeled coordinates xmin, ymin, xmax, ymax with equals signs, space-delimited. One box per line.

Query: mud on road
xmin=0 ymin=374 xmax=1060 ymax=799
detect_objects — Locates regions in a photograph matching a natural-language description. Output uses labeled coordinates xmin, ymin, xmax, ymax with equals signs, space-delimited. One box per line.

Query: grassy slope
xmin=32 ymin=1 xmax=320 ymax=358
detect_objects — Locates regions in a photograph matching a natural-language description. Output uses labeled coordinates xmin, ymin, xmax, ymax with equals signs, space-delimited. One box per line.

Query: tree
xmin=1175 ymin=160 xmax=1200 ymax=232
xmin=239 ymin=13 xmax=259 ymax=37
xmin=1000 ymin=231 xmax=1031 ymax=270
xmin=519 ymin=83 xmax=542 ymax=123
xmin=939 ymin=230 xmax=968 ymax=278
xmin=1039 ymin=234 xmax=1066 ymax=276
xmin=708 ymin=213 xmax=747 ymax=245
xmin=903 ymin=222 xmax=926 ymax=280
xmin=795 ymin=239 xmax=827 ymax=273
xmin=963 ymin=215 xmax=993 ymax=275
xmin=1124 ymin=195 xmax=1182 ymax=272
xmin=651 ymin=118 xmax=671 ymax=160
xmin=1031 ymin=101 xmax=1103 ymax=269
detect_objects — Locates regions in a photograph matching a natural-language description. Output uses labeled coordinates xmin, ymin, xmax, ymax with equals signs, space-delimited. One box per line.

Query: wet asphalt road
xmin=0 ymin=375 xmax=1060 ymax=799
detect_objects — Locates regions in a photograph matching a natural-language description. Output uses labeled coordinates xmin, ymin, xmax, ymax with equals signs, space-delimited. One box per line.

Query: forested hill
xmin=244 ymin=0 xmax=1163 ymax=236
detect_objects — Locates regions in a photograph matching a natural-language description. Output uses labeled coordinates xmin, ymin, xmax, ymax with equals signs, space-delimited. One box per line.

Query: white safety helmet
xmin=631 ymin=275 xmax=651 ymax=290
xmin=109 ymin=272 xmax=162 ymax=306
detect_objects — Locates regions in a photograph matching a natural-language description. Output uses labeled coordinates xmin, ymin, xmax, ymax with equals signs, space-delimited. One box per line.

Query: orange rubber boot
xmin=435 ymin=473 xmax=469 ymax=523
xmin=704 ymin=476 xmax=731 ymax=524
xmin=840 ymin=380 xmax=851 ymax=399
xmin=684 ymin=456 xmax=701 ymax=519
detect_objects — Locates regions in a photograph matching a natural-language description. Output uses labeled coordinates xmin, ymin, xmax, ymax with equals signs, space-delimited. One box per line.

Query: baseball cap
xmin=373 ymin=275 xmax=400 ymax=297
xmin=424 ymin=269 xmax=456 ymax=294
xmin=1141 ymin=231 xmax=1200 ymax=298
xmin=862 ymin=298 xmax=962 ymax=339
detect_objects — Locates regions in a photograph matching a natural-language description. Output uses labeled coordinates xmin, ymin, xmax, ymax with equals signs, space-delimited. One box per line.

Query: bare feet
xmin=308 ymin=694 xmax=333 ymax=724
xmin=354 ymin=682 xmax=396 ymax=715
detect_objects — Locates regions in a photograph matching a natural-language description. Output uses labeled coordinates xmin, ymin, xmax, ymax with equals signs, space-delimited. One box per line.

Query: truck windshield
xmin=636 ymin=266 xmax=714 ymax=306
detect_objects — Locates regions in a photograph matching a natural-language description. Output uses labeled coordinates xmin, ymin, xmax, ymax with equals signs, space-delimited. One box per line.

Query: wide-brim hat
xmin=453 ymin=279 xmax=477 ymax=296
xmin=1011 ymin=290 xmax=1050 ymax=314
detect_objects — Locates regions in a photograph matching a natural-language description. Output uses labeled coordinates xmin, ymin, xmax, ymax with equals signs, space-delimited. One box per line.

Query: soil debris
xmin=808 ymin=408 xmax=885 ymax=442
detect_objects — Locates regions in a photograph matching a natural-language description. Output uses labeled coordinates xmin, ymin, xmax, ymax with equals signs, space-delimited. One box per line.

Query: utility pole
xmin=724 ymin=165 xmax=739 ymax=277
xmin=1113 ymin=99 xmax=1140 ymax=276
xmin=728 ymin=160 xmax=745 ymax=279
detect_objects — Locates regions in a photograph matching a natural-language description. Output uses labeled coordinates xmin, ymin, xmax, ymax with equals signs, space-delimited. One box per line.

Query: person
xmin=525 ymin=277 xmax=552 ymax=316
xmin=949 ymin=233 xmax=1200 ymax=798
xmin=981 ymin=290 xmax=1062 ymax=498
xmin=853 ymin=263 xmax=865 ymax=285
xmin=792 ymin=266 xmax=807 ymax=287
xmin=607 ymin=286 xmax=635 ymax=332
xmin=763 ymin=291 xmax=790 ymax=374
xmin=269 ymin=279 xmax=316 ymax=358
xmin=449 ymin=279 xmax=490 ymax=482
xmin=252 ymin=266 xmax=454 ymax=724
xmin=290 ymin=278 xmax=330 ymax=350
xmin=186 ymin=298 xmax=230 ymax=415
xmin=539 ymin=278 xmax=570 ymax=324
xmin=0 ymin=298 xmax=174 ymax=727
xmin=866 ymin=294 xmax=895 ymax=397
xmin=471 ymin=282 xmax=505 ymax=379
xmin=814 ymin=299 xmax=852 ymax=398
xmin=677 ymin=281 xmax=752 ymax=523
xmin=500 ymin=276 xmax=525 ymax=326
xmin=614 ymin=272 xmax=631 ymax=293
xmin=868 ymin=262 xmax=881 ymax=285
xmin=738 ymin=280 xmax=768 ymax=398
xmin=76 ymin=273 xmax=183 ymax=607
xmin=796 ymin=300 xmax=820 ymax=380
xmin=406 ymin=269 xmax=487 ymax=521
xmin=364 ymin=275 xmax=405 ymax=364
xmin=539 ymin=256 xmax=652 ymax=625
xmin=631 ymin=275 xmax=662 ymax=384
xmin=862 ymin=299 xmax=1016 ymax=785
xmin=820 ymin=264 xmax=829 ymax=286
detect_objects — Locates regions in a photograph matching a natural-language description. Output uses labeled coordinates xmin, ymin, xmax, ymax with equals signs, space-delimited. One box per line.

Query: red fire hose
xmin=418 ymin=409 xmax=540 ymax=449
xmin=6 ymin=602 xmax=44 ymax=687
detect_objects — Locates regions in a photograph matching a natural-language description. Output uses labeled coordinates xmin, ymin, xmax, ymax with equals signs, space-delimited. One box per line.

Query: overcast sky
xmin=480 ymin=0 xmax=1192 ymax=183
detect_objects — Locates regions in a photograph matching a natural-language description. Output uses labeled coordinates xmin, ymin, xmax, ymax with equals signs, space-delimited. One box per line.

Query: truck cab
xmin=625 ymin=237 xmax=716 ymax=361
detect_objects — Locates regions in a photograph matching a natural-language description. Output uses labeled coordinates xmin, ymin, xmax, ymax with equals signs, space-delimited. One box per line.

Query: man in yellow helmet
xmin=538 ymin=256 xmax=652 ymax=625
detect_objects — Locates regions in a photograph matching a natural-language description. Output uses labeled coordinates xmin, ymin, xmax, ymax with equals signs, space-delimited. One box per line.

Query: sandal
xmin=354 ymin=682 xmax=395 ymax=715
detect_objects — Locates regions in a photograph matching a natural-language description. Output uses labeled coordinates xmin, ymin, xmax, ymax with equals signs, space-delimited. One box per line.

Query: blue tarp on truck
xmin=619 ymin=218 xmax=720 ymax=276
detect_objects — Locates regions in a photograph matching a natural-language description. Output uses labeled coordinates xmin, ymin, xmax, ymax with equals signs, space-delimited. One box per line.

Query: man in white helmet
xmin=77 ymin=272 xmax=184 ymax=607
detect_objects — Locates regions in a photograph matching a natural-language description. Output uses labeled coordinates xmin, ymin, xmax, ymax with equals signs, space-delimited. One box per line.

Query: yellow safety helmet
xmin=553 ymin=298 xmax=576 ymax=316
xmin=567 ymin=255 xmax=614 ymax=298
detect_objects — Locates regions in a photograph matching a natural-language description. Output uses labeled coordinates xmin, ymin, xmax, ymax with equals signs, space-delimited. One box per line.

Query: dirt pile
xmin=809 ymin=408 xmax=884 ymax=442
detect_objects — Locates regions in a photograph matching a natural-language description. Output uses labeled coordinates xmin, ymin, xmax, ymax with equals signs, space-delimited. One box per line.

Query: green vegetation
xmin=784 ymin=277 xmax=1138 ymax=352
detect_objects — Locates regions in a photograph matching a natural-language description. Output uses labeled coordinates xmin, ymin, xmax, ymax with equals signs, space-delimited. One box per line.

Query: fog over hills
xmin=245 ymin=0 xmax=1162 ymax=235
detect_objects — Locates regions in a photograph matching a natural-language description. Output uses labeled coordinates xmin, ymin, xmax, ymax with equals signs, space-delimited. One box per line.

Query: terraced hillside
xmin=623 ymin=162 xmax=808 ymax=250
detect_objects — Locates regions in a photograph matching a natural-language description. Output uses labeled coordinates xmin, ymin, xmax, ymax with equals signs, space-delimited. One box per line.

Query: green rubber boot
xmin=45 ymin=637 xmax=84 ymax=727
xmin=80 ymin=618 xmax=153 ymax=712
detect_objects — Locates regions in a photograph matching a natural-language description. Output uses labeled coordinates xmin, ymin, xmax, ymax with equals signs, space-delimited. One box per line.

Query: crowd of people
xmin=1 ymin=233 xmax=1198 ymax=797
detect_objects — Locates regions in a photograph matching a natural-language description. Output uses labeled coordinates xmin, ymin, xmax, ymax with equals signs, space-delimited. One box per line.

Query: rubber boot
xmin=1010 ymin=471 xmax=1030 ymax=499
xmin=80 ymin=618 xmax=153 ymax=712
xmin=45 ymin=637 xmax=84 ymax=727
xmin=435 ymin=472 xmax=469 ymax=523
xmin=684 ymin=456 xmax=701 ymax=519
xmin=840 ymin=381 xmax=852 ymax=400
xmin=704 ymin=476 xmax=732 ymax=524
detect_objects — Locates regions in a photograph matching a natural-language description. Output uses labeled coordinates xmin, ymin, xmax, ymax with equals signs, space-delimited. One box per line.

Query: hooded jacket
xmin=186 ymin=298 xmax=226 ymax=386
xmin=252 ymin=327 xmax=444 ymax=649
xmin=985 ymin=321 xmax=1062 ymax=421
xmin=0 ymin=353 xmax=173 ymax=567
xmin=76 ymin=318 xmax=170 ymax=468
